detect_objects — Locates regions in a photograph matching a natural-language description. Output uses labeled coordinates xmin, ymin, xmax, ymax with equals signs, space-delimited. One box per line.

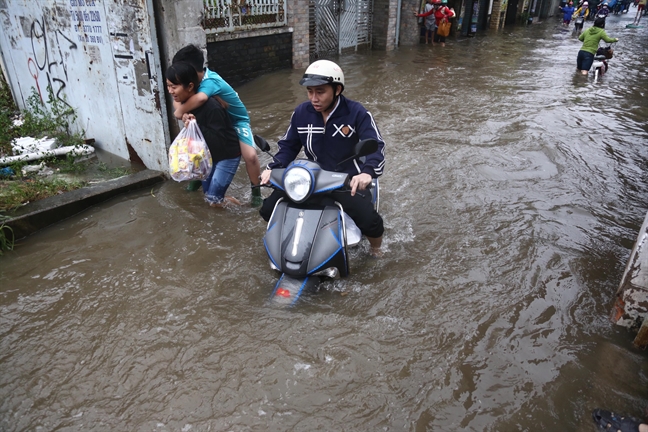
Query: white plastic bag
xmin=168 ymin=119 xmax=212 ymax=182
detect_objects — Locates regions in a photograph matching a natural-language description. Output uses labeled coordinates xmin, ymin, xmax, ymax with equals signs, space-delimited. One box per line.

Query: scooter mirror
xmin=335 ymin=139 xmax=380 ymax=168
xmin=354 ymin=139 xmax=378 ymax=157
xmin=254 ymin=135 xmax=271 ymax=153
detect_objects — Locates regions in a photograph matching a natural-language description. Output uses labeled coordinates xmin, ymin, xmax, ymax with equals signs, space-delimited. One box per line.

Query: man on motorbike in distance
xmin=259 ymin=60 xmax=386 ymax=256
xmin=597 ymin=1 xmax=611 ymax=16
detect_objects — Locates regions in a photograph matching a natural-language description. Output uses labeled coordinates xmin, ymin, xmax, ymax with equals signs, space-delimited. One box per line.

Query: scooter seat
xmin=594 ymin=55 xmax=607 ymax=61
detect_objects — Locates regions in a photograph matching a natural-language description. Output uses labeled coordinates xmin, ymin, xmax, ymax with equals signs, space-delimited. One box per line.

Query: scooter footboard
xmin=268 ymin=274 xmax=318 ymax=306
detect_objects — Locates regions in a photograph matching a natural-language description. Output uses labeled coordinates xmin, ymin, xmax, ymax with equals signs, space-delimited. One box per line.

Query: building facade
xmin=0 ymin=0 xmax=557 ymax=171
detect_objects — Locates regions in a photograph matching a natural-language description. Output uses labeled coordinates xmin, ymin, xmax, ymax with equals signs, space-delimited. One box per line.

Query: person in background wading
xmin=576 ymin=17 xmax=618 ymax=75
xmin=560 ymin=1 xmax=576 ymax=24
xmin=634 ymin=0 xmax=646 ymax=25
xmin=415 ymin=0 xmax=436 ymax=44
xmin=573 ymin=0 xmax=589 ymax=35
xmin=415 ymin=0 xmax=455 ymax=46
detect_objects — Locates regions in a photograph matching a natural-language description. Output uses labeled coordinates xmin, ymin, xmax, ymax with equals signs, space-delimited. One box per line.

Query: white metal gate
xmin=310 ymin=0 xmax=373 ymax=59
xmin=0 ymin=0 xmax=169 ymax=171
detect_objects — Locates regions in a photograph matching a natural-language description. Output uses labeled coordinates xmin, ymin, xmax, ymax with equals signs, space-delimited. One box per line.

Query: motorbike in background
xmin=573 ymin=15 xmax=586 ymax=35
xmin=254 ymin=135 xmax=379 ymax=306
xmin=595 ymin=4 xmax=610 ymax=18
xmin=591 ymin=44 xmax=614 ymax=81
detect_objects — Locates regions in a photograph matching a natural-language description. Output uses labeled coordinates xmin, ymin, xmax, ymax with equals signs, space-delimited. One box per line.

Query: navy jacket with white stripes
xmin=268 ymin=95 xmax=386 ymax=178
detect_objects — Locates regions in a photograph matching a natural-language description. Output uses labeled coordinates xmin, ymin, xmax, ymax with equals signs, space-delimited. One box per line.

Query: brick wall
xmin=372 ymin=0 xmax=399 ymax=49
xmin=206 ymin=32 xmax=292 ymax=87
xmin=490 ymin=0 xmax=502 ymax=28
xmin=289 ymin=0 xmax=310 ymax=69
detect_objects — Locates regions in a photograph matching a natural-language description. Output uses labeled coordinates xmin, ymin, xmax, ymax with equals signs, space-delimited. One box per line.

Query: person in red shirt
xmin=416 ymin=0 xmax=455 ymax=46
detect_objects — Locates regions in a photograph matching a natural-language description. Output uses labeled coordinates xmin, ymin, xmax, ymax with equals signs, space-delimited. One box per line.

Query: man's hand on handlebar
xmin=350 ymin=173 xmax=372 ymax=196
xmin=260 ymin=168 xmax=272 ymax=185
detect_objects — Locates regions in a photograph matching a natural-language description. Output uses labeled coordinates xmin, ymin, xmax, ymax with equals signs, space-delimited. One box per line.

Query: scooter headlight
xmin=284 ymin=167 xmax=313 ymax=203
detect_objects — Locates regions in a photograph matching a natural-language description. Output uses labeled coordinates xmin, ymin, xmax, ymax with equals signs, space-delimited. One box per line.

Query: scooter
xmin=595 ymin=5 xmax=610 ymax=18
xmin=573 ymin=15 xmax=586 ymax=35
xmin=591 ymin=45 xmax=613 ymax=81
xmin=254 ymin=135 xmax=379 ymax=306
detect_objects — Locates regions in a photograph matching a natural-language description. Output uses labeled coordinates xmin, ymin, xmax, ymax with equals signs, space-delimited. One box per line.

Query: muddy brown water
xmin=2 ymin=15 xmax=648 ymax=431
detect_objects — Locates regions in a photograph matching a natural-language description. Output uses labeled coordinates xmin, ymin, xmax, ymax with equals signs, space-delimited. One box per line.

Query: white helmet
xmin=299 ymin=60 xmax=345 ymax=90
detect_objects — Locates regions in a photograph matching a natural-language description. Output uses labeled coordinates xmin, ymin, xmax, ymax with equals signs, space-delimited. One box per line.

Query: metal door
xmin=310 ymin=0 xmax=373 ymax=59
xmin=0 ymin=0 xmax=169 ymax=171
xmin=339 ymin=0 xmax=373 ymax=50
xmin=103 ymin=0 xmax=170 ymax=169
xmin=339 ymin=0 xmax=357 ymax=50
xmin=314 ymin=0 xmax=340 ymax=57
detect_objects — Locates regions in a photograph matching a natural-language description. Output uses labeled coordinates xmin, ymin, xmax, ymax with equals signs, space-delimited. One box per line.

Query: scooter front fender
xmin=268 ymin=274 xmax=319 ymax=306
xmin=264 ymin=202 xmax=349 ymax=278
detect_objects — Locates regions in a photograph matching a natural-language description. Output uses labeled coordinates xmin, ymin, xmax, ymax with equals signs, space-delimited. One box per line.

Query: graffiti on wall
xmin=27 ymin=0 xmax=105 ymax=106
xmin=29 ymin=15 xmax=77 ymax=106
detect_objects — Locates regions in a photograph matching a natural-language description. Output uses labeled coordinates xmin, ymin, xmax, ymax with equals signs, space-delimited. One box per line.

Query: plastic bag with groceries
xmin=168 ymin=119 xmax=212 ymax=182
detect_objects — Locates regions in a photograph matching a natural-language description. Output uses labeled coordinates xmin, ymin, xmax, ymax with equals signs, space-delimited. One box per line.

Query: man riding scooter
xmin=259 ymin=60 xmax=386 ymax=257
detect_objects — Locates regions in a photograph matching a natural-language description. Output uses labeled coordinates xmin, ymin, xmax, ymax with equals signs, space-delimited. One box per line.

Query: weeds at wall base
xmin=0 ymin=77 xmax=110 ymax=215
xmin=0 ymin=178 xmax=87 ymax=213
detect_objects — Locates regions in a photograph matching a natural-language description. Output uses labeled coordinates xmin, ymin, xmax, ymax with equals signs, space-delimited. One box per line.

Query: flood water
xmin=2 ymin=14 xmax=648 ymax=431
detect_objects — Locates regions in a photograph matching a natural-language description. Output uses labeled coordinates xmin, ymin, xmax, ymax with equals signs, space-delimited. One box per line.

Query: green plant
xmin=1 ymin=85 xmax=85 ymax=158
xmin=0 ymin=82 xmax=96 ymax=211
xmin=0 ymin=178 xmax=87 ymax=212
xmin=0 ymin=215 xmax=14 ymax=255
xmin=48 ymin=151 xmax=89 ymax=174
xmin=20 ymin=86 xmax=84 ymax=147
xmin=0 ymin=71 xmax=18 ymax=157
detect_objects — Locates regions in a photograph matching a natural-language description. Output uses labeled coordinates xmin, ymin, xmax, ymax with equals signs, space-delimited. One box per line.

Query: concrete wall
xmin=490 ymin=0 xmax=504 ymax=28
xmin=153 ymin=0 xmax=204 ymax=68
xmin=611 ymin=209 xmax=648 ymax=347
xmin=157 ymin=0 xmax=308 ymax=76
xmin=0 ymin=0 xmax=170 ymax=171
